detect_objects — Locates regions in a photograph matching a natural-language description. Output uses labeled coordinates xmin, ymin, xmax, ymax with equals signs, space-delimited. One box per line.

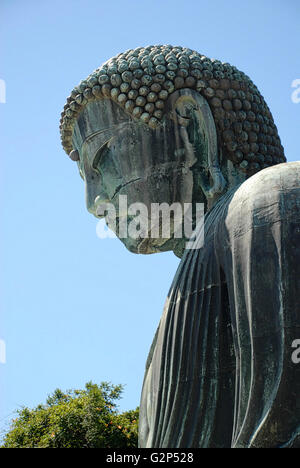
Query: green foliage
xmin=1 ymin=382 xmax=139 ymax=448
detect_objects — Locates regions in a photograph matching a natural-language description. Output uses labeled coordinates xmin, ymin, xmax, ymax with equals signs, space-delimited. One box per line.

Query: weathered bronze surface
xmin=60 ymin=45 xmax=300 ymax=448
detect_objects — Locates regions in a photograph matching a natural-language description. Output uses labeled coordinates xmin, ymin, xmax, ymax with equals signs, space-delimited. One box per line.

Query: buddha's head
xmin=60 ymin=45 xmax=286 ymax=257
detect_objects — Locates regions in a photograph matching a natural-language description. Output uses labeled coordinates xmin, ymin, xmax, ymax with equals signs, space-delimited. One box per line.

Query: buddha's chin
xmin=118 ymin=236 xmax=171 ymax=255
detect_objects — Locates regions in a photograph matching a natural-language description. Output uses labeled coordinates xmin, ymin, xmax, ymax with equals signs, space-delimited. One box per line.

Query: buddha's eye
xmin=92 ymin=139 xmax=112 ymax=174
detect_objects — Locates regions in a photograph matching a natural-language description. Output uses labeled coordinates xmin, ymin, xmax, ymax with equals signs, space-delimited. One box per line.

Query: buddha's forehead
xmin=72 ymin=99 xmax=132 ymax=151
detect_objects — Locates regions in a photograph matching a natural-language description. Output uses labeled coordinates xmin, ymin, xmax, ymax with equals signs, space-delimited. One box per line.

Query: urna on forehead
xmin=60 ymin=44 xmax=286 ymax=176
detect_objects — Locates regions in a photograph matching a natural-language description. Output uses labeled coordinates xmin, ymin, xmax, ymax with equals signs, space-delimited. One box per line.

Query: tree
xmin=1 ymin=382 xmax=139 ymax=448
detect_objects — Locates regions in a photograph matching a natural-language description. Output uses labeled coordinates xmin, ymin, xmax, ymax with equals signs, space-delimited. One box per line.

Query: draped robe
xmin=139 ymin=161 xmax=300 ymax=448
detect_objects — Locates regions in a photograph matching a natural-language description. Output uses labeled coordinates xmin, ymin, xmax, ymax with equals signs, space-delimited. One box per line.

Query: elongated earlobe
xmin=172 ymin=90 xmax=226 ymax=198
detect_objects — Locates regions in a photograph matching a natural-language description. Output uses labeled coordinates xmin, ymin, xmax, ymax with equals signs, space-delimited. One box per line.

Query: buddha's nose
xmin=85 ymin=180 xmax=109 ymax=217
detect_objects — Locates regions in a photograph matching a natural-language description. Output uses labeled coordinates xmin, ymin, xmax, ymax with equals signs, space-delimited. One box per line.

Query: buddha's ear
xmin=167 ymin=89 xmax=226 ymax=198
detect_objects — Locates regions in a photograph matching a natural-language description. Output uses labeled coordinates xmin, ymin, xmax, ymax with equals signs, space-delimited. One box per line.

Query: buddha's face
xmin=72 ymin=98 xmax=206 ymax=255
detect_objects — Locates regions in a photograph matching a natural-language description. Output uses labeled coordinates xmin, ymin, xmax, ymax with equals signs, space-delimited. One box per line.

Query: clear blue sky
xmin=0 ymin=0 xmax=299 ymax=437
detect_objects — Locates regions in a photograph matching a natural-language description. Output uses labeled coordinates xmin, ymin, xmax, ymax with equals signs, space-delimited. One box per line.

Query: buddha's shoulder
xmin=228 ymin=162 xmax=300 ymax=210
xmin=224 ymin=161 xmax=300 ymax=229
